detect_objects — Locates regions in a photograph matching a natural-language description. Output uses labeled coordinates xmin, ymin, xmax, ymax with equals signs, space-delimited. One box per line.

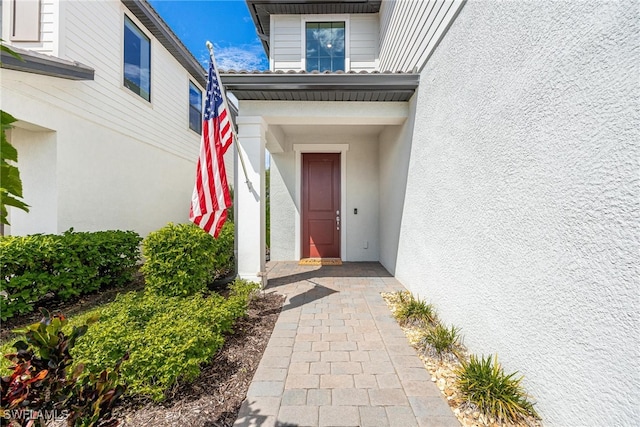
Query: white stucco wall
xmin=1 ymin=1 xmax=210 ymax=237
xmin=6 ymin=126 xmax=58 ymax=235
xmin=3 ymin=73 xmax=197 ymax=236
xmin=270 ymin=134 xmax=380 ymax=262
xmin=393 ymin=1 xmax=639 ymax=425
xmin=270 ymin=150 xmax=297 ymax=260
xmin=378 ymin=95 xmax=417 ymax=274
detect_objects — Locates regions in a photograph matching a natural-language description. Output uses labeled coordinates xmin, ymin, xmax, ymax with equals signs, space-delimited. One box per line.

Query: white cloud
xmin=213 ymin=44 xmax=267 ymax=71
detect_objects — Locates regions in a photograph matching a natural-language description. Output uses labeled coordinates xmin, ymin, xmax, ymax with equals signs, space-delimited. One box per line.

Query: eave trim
xmin=0 ymin=47 xmax=95 ymax=80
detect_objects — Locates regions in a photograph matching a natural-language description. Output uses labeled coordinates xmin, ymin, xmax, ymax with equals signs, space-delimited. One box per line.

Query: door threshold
xmin=299 ymin=258 xmax=343 ymax=266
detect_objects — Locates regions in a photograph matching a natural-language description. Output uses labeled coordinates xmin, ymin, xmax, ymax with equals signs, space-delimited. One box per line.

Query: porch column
xmin=235 ymin=116 xmax=267 ymax=286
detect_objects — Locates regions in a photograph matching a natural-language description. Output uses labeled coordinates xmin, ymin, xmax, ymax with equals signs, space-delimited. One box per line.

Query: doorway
xmin=301 ymin=153 xmax=341 ymax=258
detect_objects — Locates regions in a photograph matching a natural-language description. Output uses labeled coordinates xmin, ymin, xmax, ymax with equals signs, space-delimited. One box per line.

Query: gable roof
xmin=246 ymin=0 xmax=382 ymax=54
xmin=221 ymin=70 xmax=418 ymax=102
xmin=122 ymin=0 xmax=206 ymax=87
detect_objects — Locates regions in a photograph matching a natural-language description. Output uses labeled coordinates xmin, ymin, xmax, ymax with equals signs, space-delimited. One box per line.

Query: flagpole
xmin=206 ymin=41 xmax=253 ymax=191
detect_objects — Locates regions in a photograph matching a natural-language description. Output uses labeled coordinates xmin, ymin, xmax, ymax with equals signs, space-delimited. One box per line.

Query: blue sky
xmin=148 ymin=0 xmax=269 ymax=71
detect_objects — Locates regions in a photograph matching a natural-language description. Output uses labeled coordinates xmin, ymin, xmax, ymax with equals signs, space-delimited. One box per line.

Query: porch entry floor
xmin=298 ymin=258 xmax=343 ymax=266
xmin=234 ymin=262 xmax=459 ymax=427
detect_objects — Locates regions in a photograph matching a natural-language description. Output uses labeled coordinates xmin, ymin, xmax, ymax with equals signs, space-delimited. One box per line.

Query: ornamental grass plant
xmin=393 ymin=293 xmax=437 ymax=327
xmin=419 ymin=323 xmax=463 ymax=359
xmin=455 ymin=354 xmax=539 ymax=424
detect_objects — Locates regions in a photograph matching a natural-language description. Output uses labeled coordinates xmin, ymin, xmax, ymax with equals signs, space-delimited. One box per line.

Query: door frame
xmin=294 ymin=144 xmax=349 ymax=260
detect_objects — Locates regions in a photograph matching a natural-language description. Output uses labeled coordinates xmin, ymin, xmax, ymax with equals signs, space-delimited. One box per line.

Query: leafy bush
xmin=0 ymin=230 xmax=142 ymax=320
xmin=418 ymin=324 xmax=462 ymax=359
xmin=70 ymin=279 xmax=258 ymax=401
xmin=141 ymin=222 xmax=234 ymax=296
xmin=0 ymin=309 xmax=126 ymax=427
xmin=456 ymin=354 xmax=539 ymax=423
xmin=394 ymin=294 xmax=437 ymax=327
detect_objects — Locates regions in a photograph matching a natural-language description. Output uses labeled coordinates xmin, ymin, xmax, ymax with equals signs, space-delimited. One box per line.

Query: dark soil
xmin=0 ymin=274 xmax=146 ymax=341
xmin=113 ymin=291 xmax=284 ymax=427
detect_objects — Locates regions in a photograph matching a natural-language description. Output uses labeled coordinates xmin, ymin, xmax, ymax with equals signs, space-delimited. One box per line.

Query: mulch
xmin=113 ymin=291 xmax=284 ymax=427
xmin=1 ymin=278 xmax=284 ymax=427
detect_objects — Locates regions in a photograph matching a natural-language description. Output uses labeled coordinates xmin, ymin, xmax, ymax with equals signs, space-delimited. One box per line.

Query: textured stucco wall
xmin=378 ymin=95 xmax=417 ymax=274
xmin=7 ymin=128 xmax=58 ymax=235
xmin=3 ymin=70 xmax=198 ymax=237
xmin=394 ymin=0 xmax=639 ymax=425
xmin=270 ymin=135 xmax=380 ymax=261
xmin=270 ymin=150 xmax=297 ymax=260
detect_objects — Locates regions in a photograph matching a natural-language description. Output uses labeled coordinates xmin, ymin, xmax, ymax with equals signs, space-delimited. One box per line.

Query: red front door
xmin=302 ymin=153 xmax=341 ymax=258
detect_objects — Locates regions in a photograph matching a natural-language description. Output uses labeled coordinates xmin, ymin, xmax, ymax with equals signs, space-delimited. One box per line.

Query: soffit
xmin=246 ymin=0 xmax=382 ymax=54
xmin=221 ymin=70 xmax=418 ymax=102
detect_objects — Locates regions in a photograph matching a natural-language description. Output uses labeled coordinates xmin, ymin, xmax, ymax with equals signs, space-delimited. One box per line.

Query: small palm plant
xmin=394 ymin=294 xmax=436 ymax=327
xmin=419 ymin=324 xmax=462 ymax=359
xmin=456 ymin=354 xmax=539 ymax=423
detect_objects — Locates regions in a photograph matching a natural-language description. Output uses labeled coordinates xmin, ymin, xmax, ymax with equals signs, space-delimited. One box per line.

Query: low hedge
xmin=69 ymin=279 xmax=259 ymax=400
xmin=0 ymin=229 xmax=141 ymax=320
xmin=141 ymin=222 xmax=234 ymax=296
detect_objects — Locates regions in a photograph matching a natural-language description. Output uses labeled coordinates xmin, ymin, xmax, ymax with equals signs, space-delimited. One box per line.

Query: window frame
xmin=301 ymin=15 xmax=350 ymax=72
xmin=123 ymin=14 xmax=152 ymax=102
xmin=188 ymin=81 xmax=203 ymax=135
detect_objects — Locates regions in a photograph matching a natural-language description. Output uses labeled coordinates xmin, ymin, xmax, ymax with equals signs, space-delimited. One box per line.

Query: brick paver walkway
xmin=234 ymin=262 xmax=460 ymax=427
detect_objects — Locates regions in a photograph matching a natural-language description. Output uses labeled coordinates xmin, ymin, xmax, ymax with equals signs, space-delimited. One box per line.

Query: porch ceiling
xmin=221 ymin=71 xmax=419 ymax=102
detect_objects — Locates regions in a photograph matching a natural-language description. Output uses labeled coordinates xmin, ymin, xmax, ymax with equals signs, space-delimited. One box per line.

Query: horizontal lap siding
xmin=272 ymin=14 xmax=378 ymax=71
xmin=379 ymin=0 xmax=465 ymax=72
xmin=59 ymin=1 xmax=201 ymax=160
xmin=350 ymin=14 xmax=378 ymax=71
xmin=272 ymin=15 xmax=302 ymax=71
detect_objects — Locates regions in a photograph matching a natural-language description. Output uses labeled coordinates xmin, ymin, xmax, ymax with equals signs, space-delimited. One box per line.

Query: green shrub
xmin=394 ymin=294 xmax=437 ymax=327
xmin=456 ymin=354 xmax=539 ymax=423
xmin=419 ymin=324 xmax=462 ymax=358
xmin=141 ymin=222 xmax=234 ymax=296
xmin=70 ymin=279 xmax=258 ymax=401
xmin=0 ymin=230 xmax=141 ymax=320
xmin=1 ymin=309 xmax=126 ymax=427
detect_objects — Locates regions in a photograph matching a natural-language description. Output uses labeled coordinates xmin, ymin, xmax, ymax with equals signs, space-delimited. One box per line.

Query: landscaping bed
xmin=113 ymin=291 xmax=283 ymax=427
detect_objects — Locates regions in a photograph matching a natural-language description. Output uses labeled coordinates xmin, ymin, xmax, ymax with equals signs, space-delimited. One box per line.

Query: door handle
xmin=336 ymin=210 xmax=340 ymax=230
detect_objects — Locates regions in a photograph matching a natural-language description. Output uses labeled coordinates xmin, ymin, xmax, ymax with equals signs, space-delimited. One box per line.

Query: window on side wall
xmin=189 ymin=82 xmax=202 ymax=134
xmin=124 ymin=16 xmax=151 ymax=101
xmin=305 ymin=22 xmax=345 ymax=72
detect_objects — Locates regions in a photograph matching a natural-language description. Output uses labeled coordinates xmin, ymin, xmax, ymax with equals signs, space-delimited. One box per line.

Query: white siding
xmin=270 ymin=14 xmax=378 ymax=71
xmin=60 ymin=1 xmax=202 ymax=160
xmin=393 ymin=0 xmax=639 ymax=424
xmin=349 ymin=14 xmax=378 ymax=71
xmin=379 ymin=0 xmax=464 ymax=72
xmin=1 ymin=0 xmax=58 ymax=55
xmin=271 ymin=15 xmax=302 ymax=71
xmin=1 ymin=0 xmax=213 ymax=236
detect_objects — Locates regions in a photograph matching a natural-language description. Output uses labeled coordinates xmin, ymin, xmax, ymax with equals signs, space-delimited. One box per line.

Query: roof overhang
xmin=221 ymin=71 xmax=419 ymax=102
xmin=1 ymin=46 xmax=95 ymax=80
xmin=122 ymin=0 xmax=206 ymax=87
xmin=246 ymin=0 xmax=381 ymax=55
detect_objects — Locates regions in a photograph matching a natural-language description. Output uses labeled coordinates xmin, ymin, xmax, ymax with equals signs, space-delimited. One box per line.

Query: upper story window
xmin=305 ymin=22 xmax=345 ymax=72
xmin=124 ymin=16 xmax=151 ymax=101
xmin=189 ymin=82 xmax=202 ymax=134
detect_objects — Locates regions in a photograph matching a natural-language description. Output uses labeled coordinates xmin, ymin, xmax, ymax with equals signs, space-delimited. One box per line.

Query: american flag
xmin=189 ymin=53 xmax=232 ymax=238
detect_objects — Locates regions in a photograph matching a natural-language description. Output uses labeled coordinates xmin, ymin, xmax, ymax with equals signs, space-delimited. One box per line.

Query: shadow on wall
xmin=379 ymin=93 xmax=417 ymax=275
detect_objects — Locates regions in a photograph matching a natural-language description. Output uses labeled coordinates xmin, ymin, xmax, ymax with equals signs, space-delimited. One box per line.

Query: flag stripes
xmin=189 ymin=51 xmax=232 ymax=238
